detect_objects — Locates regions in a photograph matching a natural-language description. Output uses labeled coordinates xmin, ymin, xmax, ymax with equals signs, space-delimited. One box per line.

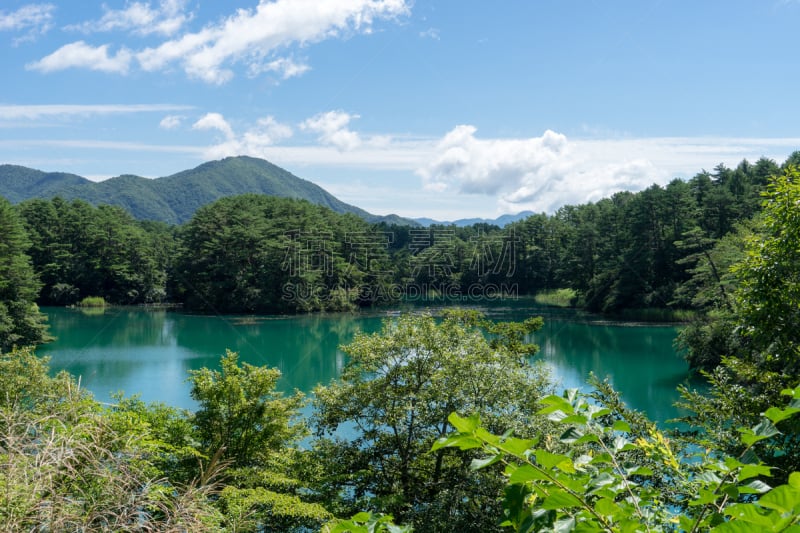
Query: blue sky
xmin=1 ymin=1 xmax=799 ymax=220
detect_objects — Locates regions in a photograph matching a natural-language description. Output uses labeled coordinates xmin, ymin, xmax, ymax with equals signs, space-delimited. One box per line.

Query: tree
xmin=189 ymin=350 xmax=331 ymax=532
xmin=17 ymin=198 xmax=171 ymax=305
xmin=312 ymin=310 xmax=552 ymax=532
xmin=677 ymin=166 xmax=800 ymax=484
xmin=0 ymin=197 xmax=49 ymax=351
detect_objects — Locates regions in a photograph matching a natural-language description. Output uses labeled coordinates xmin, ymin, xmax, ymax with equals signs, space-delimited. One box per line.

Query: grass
xmin=534 ymin=288 xmax=577 ymax=308
xmin=77 ymin=296 xmax=107 ymax=308
xmin=610 ymin=307 xmax=697 ymax=323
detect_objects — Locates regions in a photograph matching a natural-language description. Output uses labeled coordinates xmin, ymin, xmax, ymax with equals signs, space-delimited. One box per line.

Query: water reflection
xmin=40 ymin=303 xmax=702 ymax=422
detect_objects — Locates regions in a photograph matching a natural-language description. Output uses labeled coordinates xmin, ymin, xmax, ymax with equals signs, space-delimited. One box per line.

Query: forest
xmin=0 ymin=155 xmax=799 ymax=531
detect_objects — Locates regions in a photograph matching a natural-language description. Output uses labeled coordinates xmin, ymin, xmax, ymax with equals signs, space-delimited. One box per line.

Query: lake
xmin=38 ymin=301 xmax=703 ymax=423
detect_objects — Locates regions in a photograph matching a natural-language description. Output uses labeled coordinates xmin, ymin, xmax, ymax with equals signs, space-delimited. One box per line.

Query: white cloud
xmin=416 ymin=126 xmax=800 ymax=214
xmin=248 ymin=57 xmax=311 ymax=80
xmin=26 ymin=41 xmax=133 ymax=73
xmin=0 ymin=3 xmax=55 ymax=43
xmin=243 ymin=116 xmax=293 ymax=146
xmin=301 ymin=111 xmax=362 ymax=151
xmin=31 ymin=0 xmax=409 ymax=82
xmin=0 ymin=103 xmax=193 ymax=120
xmin=0 ymin=3 xmax=53 ymax=30
xmin=139 ymin=0 xmax=409 ymax=84
xmin=65 ymin=0 xmax=191 ymax=36
xmin=192 ymin=112 xmax=235 ymax=140
xmin=418 ymin=125 xmax=569 ymax=195
xmin=159 ymin=114 xmax=184 ymax=129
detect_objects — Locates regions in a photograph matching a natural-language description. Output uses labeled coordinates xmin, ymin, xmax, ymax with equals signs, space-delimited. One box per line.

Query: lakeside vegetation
xmin=1 ymin=156 xmax=800 ymax=530
xmin=4 ymin=152 xmax=799 ymax=320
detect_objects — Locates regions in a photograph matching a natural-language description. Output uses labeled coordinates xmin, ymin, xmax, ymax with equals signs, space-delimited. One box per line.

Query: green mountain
xmin=0 ymin=156 xmax=415 ymax=225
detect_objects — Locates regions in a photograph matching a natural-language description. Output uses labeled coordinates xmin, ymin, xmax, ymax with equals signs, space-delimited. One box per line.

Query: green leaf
xmin=740 ymin=480 xmax=772 ymax=494
xmin=758 ymin=485 xmax=800 ymax=514
xmin=595 ymin=497 xmax=621 ymax=518
xmin=738 ymin=464 xmax=772 ymax=482
xmin=538 ymin=395 xmax=576 ymax=417
xmin=501 ymin=436 xmax=538 ymax=457
xmin=575 ymin=433 xmax=601 ymax=445
xmin=612 ymin=420 xmax=631 ymax=432
xmin=447 ymin=412 xmax=480 ymax=433
xmin=722 ymin=503 xmax=775 ymax=528
xmin=541 ymin=489 xmax=583 ymax=510
xmin=690 ymin=488 xmax=722 ymax=506
xmin=535 ymin=450 xmax=576 ymax=473
xmin=431 ymin=435 xmax=482 ymax=451
xmin=561 ymin=414 xmax=589 ymax=425
xmin=554 ymin=516 xmax=577 ymax=532
xmin=508 ymin=464 xmax=550 ymax=484
xmin=764 ymin=406 xmax=800 ymax=424
xmin=712 ymin=521 xmax=768 ymax=533
xmin=471 ymin=454 xmax=501 ymax=470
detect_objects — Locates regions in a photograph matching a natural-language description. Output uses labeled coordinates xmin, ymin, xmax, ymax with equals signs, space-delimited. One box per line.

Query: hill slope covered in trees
xmin=0 ymin=156 xmax=414 ymax=225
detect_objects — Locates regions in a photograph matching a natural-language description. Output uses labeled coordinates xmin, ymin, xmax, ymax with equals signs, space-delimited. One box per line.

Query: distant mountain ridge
xmin=414 ymin=211 xmax=535 ymax=228
xmin=0 ymin=156 xmax=415 ymax=225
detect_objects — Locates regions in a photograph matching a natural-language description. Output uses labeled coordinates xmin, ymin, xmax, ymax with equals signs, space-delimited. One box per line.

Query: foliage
xmin=189 ymin=349 xmax=306 ymax=468
xmin=175 ymin=194 xmax=395 ymax=313
xmin=188 ymin=349 xmax=332 ymax=531
xmin=675 ymin=167 xmax=800 ymax=483
xmin=0 ymin=346 xmax=337 ymax=532
xmin=534 ymin=288 xmax=577 ymax=308
xmin=78 ymin=295 xmax=107 ymax=307
xmin=312 ymin=310 xmax=552 ymax=532
xmin=435 ymin=383 xmax=800 ymax=532
xmin=0 ymin=196 xmax=49 ymax=351
xmin=17 ymin=197 xmax=172 ymax=305
xmin=0 ymin=347 xmax=222 ymax=531
xmin=323 ymin=511 xmax=412 ymax=533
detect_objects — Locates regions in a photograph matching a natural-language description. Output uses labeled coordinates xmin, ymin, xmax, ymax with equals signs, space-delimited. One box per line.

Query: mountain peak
xmin=0 ymin=157 xmax=416 ymax=226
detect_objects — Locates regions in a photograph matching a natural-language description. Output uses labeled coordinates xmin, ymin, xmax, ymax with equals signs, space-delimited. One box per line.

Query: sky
xmin=1 ymin=0 xmax=799 ymax=220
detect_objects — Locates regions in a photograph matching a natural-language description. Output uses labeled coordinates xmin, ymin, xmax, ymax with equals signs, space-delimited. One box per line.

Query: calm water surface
xmin=39 ymin=302 xmax=703 ymax=423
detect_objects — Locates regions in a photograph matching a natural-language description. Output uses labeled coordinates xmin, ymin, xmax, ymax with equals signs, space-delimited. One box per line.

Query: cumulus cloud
xmin=0 ymin=3 xmax=55 ymax=43
xmin=26 ymin=41 xmax=133 ymax=73
xmin=65 ymin=0 xmax=191 ymax=36
xmin=192 ymin=112 xmax=235 ymax=140
xmin=301 ymin=111 xmax=361 ymax=151
xmin=417 ymin=126 xmax=665 ymax=213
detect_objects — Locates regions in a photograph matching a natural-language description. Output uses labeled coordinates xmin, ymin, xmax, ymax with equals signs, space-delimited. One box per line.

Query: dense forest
xmin=1 ymin=156 xmax=800 ymax=531
xmin=3 ymin=152 xmax=798 ymax=319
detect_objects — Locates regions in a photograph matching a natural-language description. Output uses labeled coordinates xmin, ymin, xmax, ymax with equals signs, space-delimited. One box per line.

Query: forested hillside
xmin=0 ymin=156 xmax=413 ymax=225
xmin=3 ymin=152 xmax=798 ymax=319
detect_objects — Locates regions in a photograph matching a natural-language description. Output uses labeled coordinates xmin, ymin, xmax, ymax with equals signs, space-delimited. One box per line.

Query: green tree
xmin=312 ymin=310 xmax=552 ymax=532
xmin=678 ymin=166 xmax=800 ymax=484
xmin=189 ymin=350 xmax=331 ymax=532
xmin=0 ymin=197 xmax=49 ymax=351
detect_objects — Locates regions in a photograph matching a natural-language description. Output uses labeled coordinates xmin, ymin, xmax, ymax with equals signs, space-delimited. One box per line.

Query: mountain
xmin=414 ymin=211 xmax=535 ymax=227
xmin=0 ymin=156 xmax=415 ymax=225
